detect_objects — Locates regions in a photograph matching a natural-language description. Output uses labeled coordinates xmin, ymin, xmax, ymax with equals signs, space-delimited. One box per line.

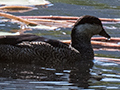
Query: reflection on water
xmin=0 ymin=59 xmax=120 ymax=90
xmin=90 ymin=60 xmax=120 ymax=89
xmin=0 ymin=60 xmax=93 ymax=89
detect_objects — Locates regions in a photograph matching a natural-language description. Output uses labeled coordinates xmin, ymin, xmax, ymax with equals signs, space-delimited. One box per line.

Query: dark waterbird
xmin=0 ymin=15 xmax=110 ymax=67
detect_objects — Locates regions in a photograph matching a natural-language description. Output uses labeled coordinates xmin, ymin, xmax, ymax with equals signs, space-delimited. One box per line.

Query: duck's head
xmin=71 ymin=15 xmax=110 ymax=39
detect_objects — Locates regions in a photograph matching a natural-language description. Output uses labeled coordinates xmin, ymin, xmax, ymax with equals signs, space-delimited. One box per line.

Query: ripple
xmin=0 ymin=24 xmax=5 ymax=26
xmin=101 ymin=78 xmax=120 ymax=82
xmin=101 ymin=63 xmax=118 ymax=66
xmin=0 ymin=82 xmax=10 ymax=85
xmin=89 ymin=86 xmax=106 ymax=89
xmin=107 ymin=87 xmax=119 ymax=89
xmin=102 ymin=74 xmax=120 ymax=78
xmin=104 ymin=26 xmax=118 ymax=29
xmin=63 ymin=70 xmax=71 ymax=73
xmin=45 ymin=68 xmax=56 ymax=71
xmin=29 ymin=81 xmax=73 ymax=86
xmin=102 ymin=69 xmax=113 ymax=72
xmin=55 ymin=73 xmax=64 ymax=75
xmin=35 ymin=86 xmax=53 ymax=89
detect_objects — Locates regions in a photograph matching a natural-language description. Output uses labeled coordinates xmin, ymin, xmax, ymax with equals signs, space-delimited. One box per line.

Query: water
xmin=0 ymin=0 xmax=120 ymax=89
xmin=0 ymin=60 xmax=120 ymax=90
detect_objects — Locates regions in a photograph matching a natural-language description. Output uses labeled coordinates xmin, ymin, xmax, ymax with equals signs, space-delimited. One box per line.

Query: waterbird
xmin=0 ymin=15 xmax=110 ymax=66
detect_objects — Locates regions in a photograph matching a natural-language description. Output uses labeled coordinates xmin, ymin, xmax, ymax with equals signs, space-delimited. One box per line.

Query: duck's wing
xmin=16 ymin=38 xmax=69 ymax=49
xmin=43 ymin=39 xmax=69 ymax=48
xmin=0 ymin=34 xmax=69 ymax=48
xmin=0 ymin=34 xmax=39 ymax=45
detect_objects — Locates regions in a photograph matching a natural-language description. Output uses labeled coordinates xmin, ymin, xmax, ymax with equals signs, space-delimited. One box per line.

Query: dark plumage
xmin=0 ymin=15 xmax=110 ymax=66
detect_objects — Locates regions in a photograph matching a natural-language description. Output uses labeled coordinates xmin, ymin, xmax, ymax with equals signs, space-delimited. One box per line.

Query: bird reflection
xmin=69 ymin=60 xmax=94 ymax=88
xmin=0 ymin=60 xmax=95 ymax=89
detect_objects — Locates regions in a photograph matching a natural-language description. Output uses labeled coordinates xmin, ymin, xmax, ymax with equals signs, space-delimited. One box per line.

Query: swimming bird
xmin=0 ymin=15 xmax=110 ymax=66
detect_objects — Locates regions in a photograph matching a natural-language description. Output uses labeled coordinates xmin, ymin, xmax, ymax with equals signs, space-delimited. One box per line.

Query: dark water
xmin=0 ymin=0 xmax=120 ymax=90
xmin=0 ymin=60 xmax=120 ymax=90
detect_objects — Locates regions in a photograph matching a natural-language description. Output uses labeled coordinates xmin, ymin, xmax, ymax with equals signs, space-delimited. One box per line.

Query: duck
xmin=0 ymin=15 xmax=110 ymax=66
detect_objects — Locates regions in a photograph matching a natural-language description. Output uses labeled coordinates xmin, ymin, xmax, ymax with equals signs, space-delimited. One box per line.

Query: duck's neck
xmin=71 ymin=34 xmax=94 ymax=60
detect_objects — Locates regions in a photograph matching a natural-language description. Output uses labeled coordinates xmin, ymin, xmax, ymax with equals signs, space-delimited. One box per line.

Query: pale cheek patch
xmin=75 ymin=24 xmax=102 ymax=35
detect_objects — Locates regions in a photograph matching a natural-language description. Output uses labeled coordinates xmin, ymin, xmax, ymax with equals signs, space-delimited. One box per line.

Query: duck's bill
xmin=99 ymin=28 xmax=111 ymax=39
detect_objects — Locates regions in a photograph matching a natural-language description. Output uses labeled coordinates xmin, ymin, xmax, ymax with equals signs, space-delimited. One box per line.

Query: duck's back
xmin=0 ymin=34 xmax=80 ymax=66
xmin=0 ymin=34 xmax=69 ymax=47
